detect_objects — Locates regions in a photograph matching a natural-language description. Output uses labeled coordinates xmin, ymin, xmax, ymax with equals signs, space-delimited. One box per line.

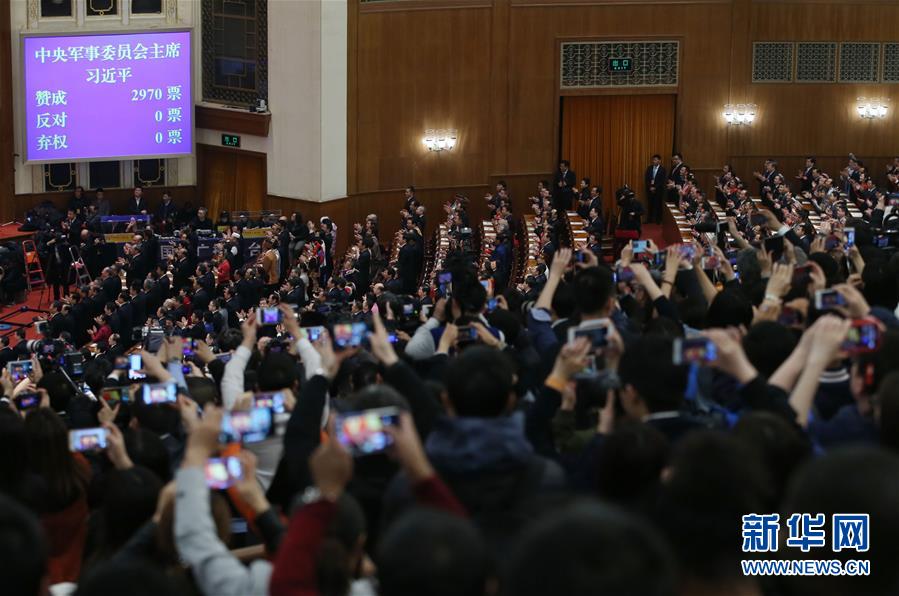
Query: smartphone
xmin=63 ymin=352 xmax=85 ymax=379
xmin=824 ymin=235 xmax=840 ymax=251
xmin=573 ymin=355 xmax=598 ymax=380
xmin=257 ymin=306 xmax=283 ymax=326
xmin=575 ymin=251 xmax=589 ymax=264
xmin=69 ymin=427 xmax=107 ymax=452
xmin=299 ymin=326 xmax=324 ymax=342
xmin=672 ymin=337 xmax=717 ymax=365
xmin=14 ymin=392 xmax=41 ymax=412
xmin=763 ymin=235 xmax=785 ymax=260
xmin=101 ymin=386 xmax=130 ymax=406
xmin=205 ymin=457 xmax=243 ymax=490
xmin=652 ymin=251 xmax=667 ymax=268
xmin=214 ymin=352 xmax=233 ymax=364
xmin=568 ymin=320 xmax=610 ymax=348
xmin=678 ymin=243 xmax=696 ymax=261
xmin=335 ymin=406 xmax=401 ymax=456
xmin=844 ymin=227 xmax=856 ymax=250
xmin=141 ymin=381 xmax=177 ymax=405
xmin=632 ymin=240 xmax=649 ymax=254
xmin=128 ymin=354 xmax=145 ymax=380
xmin=875 ymin=235 xmax=889 ymax=249
xmin=114 ymin=356 xmax=129 ymax=370
xmin=7 ymin=360 xmax=33 ymax=383
xmin=220 ymin=407 xmax=274 ymax=444
xmin=402 ymin=303 xmax=416 ymax=317
xmin=792 ymin=264 xmax=812 ymax=287
xmin=843 ymin=319 xmax=880 ymax=354
xmin=254 ymin=391 xmax=286 ymax=415
xmin=438 ymin=271 xmax=452 ymax=296
xmin=182 ymin=339 xmax=197 ymax=358
xmin=455 ymin=325 xmax=480 ymax=344
xmin=814 ymin=289 xmax=847 ymax=311
xmin=777 ymin=306 xmax=803 ymax=327
xmin=332 ymin=322 xmax=367 ymax=349
xmin=750 ymin=212 xmax=768 ymax=227
xmin=616 ymin=266 xmax=634 ymax=283
xmin=487 ymin=298 xmax=498 ymax=312
xmin=725 ymin=248 xmax=739 ymax=265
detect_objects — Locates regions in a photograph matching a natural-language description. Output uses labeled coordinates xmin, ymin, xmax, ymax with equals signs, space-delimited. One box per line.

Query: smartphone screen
xmin=205 ymin=457 xmax=243 ymax=490
xmin=332 ymin=322 xmax=367 ymax=349
xmin=254 ymin=391 xmax=286 ymax=415
xmin=844 ymin=227 xmax=856 ymax=250
xmin=568 ymin=322 xmax=609 ymax=348
xmin=7 ymin=360 xmax=33 ymax=383
xmin=14 ymin=392 xmax=41 ymax=411
xmin=672 ymin=337 xmax=717 ymax=365
xmin=128 ymin=354 xmax=145 ymax=380
xmin=815 ymin=290 xmax=846 ymax=311
xmin=335 ymin=407 xmax=400 ymax=456
xmin=141 ymin=381 xmax=177 ymax=405
xmin=632 ymin=240 xmax=648 ymax=254
xmin=257 ymin=307 xmax=282 ymax=326
xmin=69 ymin=427 xmax=107 ymax=452
xmin=220 ymin=407 xmax=274 ymax=444
xmin=299 ymin=326 xmax=324 ymax=342
xmin=843 ymin=320 xmax=880 ymax=354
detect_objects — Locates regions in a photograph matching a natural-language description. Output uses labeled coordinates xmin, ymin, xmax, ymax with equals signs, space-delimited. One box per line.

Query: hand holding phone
xmin=335 ymin=407 xmax=400 ymax=456
xmin=205 ymin=456 xmax=243 ymax=490
xmin=69 ymin=427 xmax=107 ymax=452
xmin=672 ymin=337 xmax=717 ymax=365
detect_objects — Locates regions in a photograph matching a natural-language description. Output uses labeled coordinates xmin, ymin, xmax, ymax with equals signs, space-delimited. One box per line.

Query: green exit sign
xmin=609 ymin=58 xmax=633 ymax=72
xmin=221 ymin=134 xmax=241 ymax=147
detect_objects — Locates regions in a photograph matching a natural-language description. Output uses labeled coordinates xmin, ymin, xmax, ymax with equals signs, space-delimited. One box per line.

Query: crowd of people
xmin=1 ymin=147 xmax=899 ymax=596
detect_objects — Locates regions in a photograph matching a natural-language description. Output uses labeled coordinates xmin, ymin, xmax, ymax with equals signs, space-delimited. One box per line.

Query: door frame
xmin=553 ymin=35 xmax=683 ymax=165
xmin=196 ymin=143 xmax=268 ymax=213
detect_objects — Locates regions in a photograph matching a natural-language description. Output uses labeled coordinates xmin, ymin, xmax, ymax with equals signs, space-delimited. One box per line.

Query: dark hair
xmin=573 ymin=267 xmax=615 ymax=316
xmin=657 ymin=431 xmax=770 ymax=583
xmin=742 ymin=321 xmax=798 ymax=377
xmin=315 ymin=493 xmax=367 ymax=596
xmin=705 ymin=289 xmax=753 ymax=329
xmin=24 ymin=408 xmax=88 ymax=511
xmin=672 ymin=153 xmax=683 ymax=160
xmin=123 ymin=428 xmax=173 ymax=483
xmin=446 ymin=346 xmax=515 ymax=417
xmin=619 ymin=336 xmax=686 ymax=413
xmin=559 ymin=160 xmax=570 ymax=167
xmin=652 ymin=154 xmax=662 ymax=160
xmin=781 ymin=447 xmax=899 ymax=596
xmin=732 ymin=411 xmax=812 ymax=507
xmin=258 ymin=352 xmax=299 ymax=391
xmin=0 ymin=493 xmax=47 ymax=596
xmin=504 ymin=500 xmax=676 ymax=596
xmin=377 ymin=509 xmax=488 ymax=596
xmin=0 ymin=408 xmax=31 ymax=505
xmin=595 ymin=422 xmax=669 ymax=511
xmin=95 ymin=466 xmax=163 ymax=560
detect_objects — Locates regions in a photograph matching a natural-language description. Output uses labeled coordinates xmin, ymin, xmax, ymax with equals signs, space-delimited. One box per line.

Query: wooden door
xmin=197 ymin=144 xmax=266 ymax=218
xmin=560 ymin=94 xmax=676 ymax=217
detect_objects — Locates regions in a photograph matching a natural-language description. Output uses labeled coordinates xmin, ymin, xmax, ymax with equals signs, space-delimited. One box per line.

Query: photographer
xmin=612 ymin=186 xmax=644 ymax=259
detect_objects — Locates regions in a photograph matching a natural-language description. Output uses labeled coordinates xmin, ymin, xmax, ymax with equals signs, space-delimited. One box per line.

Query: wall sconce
xmin=723 ymin=103 xmax=757 ymax=126
xmin=856 ymin=97 xmax=889 ymax=119
xmin=422 ymin=128 xmax=457 ymax=152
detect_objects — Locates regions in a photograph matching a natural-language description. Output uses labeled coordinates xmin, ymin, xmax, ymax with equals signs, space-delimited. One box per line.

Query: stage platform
xmin=0 ymin=222 xmax=35 ymax=244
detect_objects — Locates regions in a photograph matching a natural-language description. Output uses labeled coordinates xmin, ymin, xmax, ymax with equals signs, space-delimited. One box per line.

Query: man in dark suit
xmin=173 ymin=250 xmax=194 ymax=295
xmin=552 ymin=160 xmax=577 ymax=212
xmin=127 ymin=185 xmax=148 ymax=215
xmin=753 ymin=159 xmax=780 ymax=195
xmin=795 ymin=156 xmax=816 ymax=194
xmin=355 ymin=237 xmax=373 ymax=298
xmin=155 ymin=191 xmax=178 ymax=232
xmin=48 ymin=300 xmax=67 ymax=338
xmin=100 ymin=267 xmax=122 ymax=303
xmin=644 ymin=154 xmax=667 ymax=225
xmin=114 ymin=293 xmax=134 ymax=344
xmin=397 ymin=233 xmax=422 ymax=295
xmin=669 ymin=153 xmax=689 ymax=186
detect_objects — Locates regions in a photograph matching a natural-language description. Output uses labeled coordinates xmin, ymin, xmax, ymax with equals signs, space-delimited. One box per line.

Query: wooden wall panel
xmin=0 ymin=0 xmax=14 ymax=223
xmin=11 ymin=186 xmax=197 ymax=223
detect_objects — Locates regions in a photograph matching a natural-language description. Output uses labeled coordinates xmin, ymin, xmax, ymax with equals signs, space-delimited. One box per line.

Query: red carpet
xmin=642 ymin=223 xmax=667 ymax=249
xmin=0 ymin=222 xmax=34 ymax=242
xmin=0 ymin=286 xmax=52 ymax=340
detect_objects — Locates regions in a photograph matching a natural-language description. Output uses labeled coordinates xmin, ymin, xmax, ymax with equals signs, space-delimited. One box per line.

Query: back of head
xmin=595 ymin=421 xmax=669 ymax=509
xmin=732 ymin=411 xmax=811 ymax=506
xmin=123 ymin=428 xmax=172 ymax=483
xmin=706 ymin=289 xmax=753 ymax=329
xmin=618 ymin=335 xmax=686 ymax=413
xmin=573 ymin=266 xmax=615 ymax=316
xmin=99 ymin=466 xmax=163 ymax=553
xmin=503 ymin=500 xmax=676 ymax=596
xmin=445 ymin=346 xmax=516 ymax=417
xmin=0 ymin=494 xmax=46 ymax=596
xmin=742 ymin=321 xmax=798 ymax=377
xmin=257 ymin=352 xmax=297 ymax=391
xmin=781 ymin=447 xmax=899 ymax=596
xmin=378 ymin=509 xmax=488 ymax=596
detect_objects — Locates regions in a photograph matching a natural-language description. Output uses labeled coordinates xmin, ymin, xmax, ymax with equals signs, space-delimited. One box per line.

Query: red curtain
xmin=561 ymin=94 xmax=676 ymax=218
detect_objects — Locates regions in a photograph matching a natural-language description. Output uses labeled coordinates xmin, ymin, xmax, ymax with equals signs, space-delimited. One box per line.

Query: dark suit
xmin=116 ymin=301 xmax=134 ymax=343
xmin=397 ymin=243 xmax=421 ymax=294
xmin=102 ymin=275 xmax=121 ymax=303
xmin=355 ymin=249 xmax=371 ymax=297
xmin=0 ymin=347 xmax=13 ymax=370
xmin=552 ymin=169 xmax=577 ymax=212
xmin=645 ymin=164 xmax=667 ymax=224
xmin=669 ymin=162 xmax=689 ymax=186
xmin=798 ymin=167 xmax=814 ymax=194
xmin=127 ymin=197 xmax=148 ymax=215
